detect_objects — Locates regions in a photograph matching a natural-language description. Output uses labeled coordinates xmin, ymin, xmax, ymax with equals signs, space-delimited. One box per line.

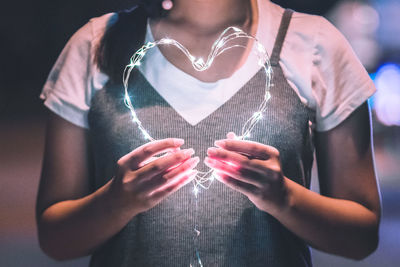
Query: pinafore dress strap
xmin=270 ymin=9 xmax=294 ymax=66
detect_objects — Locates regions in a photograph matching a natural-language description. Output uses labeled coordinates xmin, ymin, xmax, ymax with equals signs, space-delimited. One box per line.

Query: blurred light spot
xmin=372 ymin=63 xmax=400 ymax=126
xmin=353 ymin=5 xmax=380 ymax=33
xmin=375 ymin=0 xmax=400 ymax=50
xmin=328 ymin=1 xmax=381 ymax=69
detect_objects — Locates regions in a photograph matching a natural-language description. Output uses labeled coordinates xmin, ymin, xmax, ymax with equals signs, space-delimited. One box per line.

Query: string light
xmin=123 ymin=27 xmax=273 ymax=266
xmin=123 ymin=26 xmax=273 ymax=195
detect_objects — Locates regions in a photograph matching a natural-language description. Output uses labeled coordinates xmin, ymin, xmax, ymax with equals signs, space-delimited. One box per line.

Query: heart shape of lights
xmin=123 ymin=26 xmax=273 ymax=194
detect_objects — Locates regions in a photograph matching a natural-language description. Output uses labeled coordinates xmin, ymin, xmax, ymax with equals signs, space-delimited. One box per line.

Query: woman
xmin=36 ymin=0 xmax=381 ymax=266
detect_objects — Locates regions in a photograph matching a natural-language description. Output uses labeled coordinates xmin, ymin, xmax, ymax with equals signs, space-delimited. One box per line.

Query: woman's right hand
xmin=37 ymin=113 xmax=199 ymax=260
xmin=111 ymin=138 xmax=199 ymax=216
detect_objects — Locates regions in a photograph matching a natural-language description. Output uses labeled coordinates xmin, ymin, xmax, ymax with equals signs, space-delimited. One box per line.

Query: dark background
xmin=0 ymin=0 xmax=339 ymax=120
xmin=1 ymin=0 xmax=399 ymax=266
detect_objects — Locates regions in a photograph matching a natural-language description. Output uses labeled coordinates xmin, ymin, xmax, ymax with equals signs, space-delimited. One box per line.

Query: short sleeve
xmin=40 ymin=21 xmax=95 ymax=128
xmin=40 ymin=13 xmax=115 ymax=129
xmin=311 ymin=17 xmax=376 ymax=132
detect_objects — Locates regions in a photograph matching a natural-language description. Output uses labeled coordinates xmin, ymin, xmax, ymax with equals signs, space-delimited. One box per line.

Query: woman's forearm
xmin=37 ymin=179 xmax=136 ymax=261
xmin=271 ymin=178 xmax=380 ymax=260
xmin=37 ymin=139 xmax=197 ymax=261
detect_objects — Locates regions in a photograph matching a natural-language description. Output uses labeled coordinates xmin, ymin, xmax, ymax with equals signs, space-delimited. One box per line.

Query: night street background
xmin=1 ymin=0 xmax=399 ymax=266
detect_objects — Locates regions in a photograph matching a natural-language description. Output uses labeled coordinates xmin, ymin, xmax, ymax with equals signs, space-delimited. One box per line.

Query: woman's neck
xmin=149 ymin=0 xmax=260 ymax=83
xmin=167 ymin=0 xmax=257 ymax=34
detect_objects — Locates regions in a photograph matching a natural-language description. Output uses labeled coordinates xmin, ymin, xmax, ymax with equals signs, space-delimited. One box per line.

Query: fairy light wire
xmin=123 ymin=26 xmax=272 ymax=193
xmin=123 ymin=26 xmax=273 ymax=267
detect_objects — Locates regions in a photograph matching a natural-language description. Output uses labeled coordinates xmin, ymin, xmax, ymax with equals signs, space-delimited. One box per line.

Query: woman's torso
xmin=87 ymin=9 xmax=315 ymax=267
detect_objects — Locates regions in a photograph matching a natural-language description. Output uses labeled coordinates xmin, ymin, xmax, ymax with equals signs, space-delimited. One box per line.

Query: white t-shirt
xmin=40 ymin=0 xmax=376 ymax=131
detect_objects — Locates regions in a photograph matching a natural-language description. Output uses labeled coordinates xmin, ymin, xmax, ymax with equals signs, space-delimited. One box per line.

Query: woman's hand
xmin=204 ymin=134 xmax=289 ymax=215
xmin=111 ymin=138 xmax=199 ymax=215
xmin=204 ymin=101 xmax=381 ymax=261
xmin=37 ymin=113 xmax=200 ymax=260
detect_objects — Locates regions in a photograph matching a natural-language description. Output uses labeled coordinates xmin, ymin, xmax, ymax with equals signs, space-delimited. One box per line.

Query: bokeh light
xmin=372 ymin=63 xmax=400 ymax=126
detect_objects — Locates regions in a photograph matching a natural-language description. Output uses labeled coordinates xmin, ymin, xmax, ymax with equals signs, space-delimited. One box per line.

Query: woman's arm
xmin=36 ymin=112 xmax=199 ymax=260
xmin=204 ymin=102 xmax=381 ymax=260
xmin=310 ymin=101 xmax=381 ymax=258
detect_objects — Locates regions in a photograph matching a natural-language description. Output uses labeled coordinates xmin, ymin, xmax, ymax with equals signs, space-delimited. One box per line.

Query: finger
xmin=207 ymin=147 xmax=263 ymax=174
xmin=138 ymin=157 xmax=198 ymax=195
xmin=138 ymin=156 xmax=158 ymax=168
xmin=120 ymin=138 xmax=185 ymax=169
xmin=204 ymin=156 xmax=262 ymax=187
xmin=214 ymin=139 xmax=279 ymax=160
xmin=138 ymin=147 xmax=182 ymax=168
xmin=214 ymin=170 xmax=257 ymax=198
xmin=137 ymin=148 xmax=195 ymax=180
xmin=163 ymin=156 xmax=200 ymax=180
xmin=149 ymin=170 xmax=197 ymax=200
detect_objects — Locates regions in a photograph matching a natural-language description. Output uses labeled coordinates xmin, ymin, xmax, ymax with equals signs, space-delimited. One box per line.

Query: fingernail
xmin=227 ymin=132 xmax=236 ymax=139
xmin=173 ymin=138 xmax=185 ymax=146
xmin=183 ymin=148 xmax=195 ymax=156
xmin=207 ymin=147 xmax=217 ymax=156
xmin=214 ymin=140 xmax=225 ymax=147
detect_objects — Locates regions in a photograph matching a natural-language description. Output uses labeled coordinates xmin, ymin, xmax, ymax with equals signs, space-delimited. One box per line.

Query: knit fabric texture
xmin=88 ymin=10 xmax=315 ymax=267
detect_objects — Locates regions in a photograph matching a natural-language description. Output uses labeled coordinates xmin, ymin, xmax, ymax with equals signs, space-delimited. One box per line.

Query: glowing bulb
xmin=193 ymin=187 xmax=199 ymax=197
xmin=143 ymin=131 xmax=152 ymax=140
xmin=265 ymin=92 xmax=271 ymax=101
xmin=195 ymin=58 xmax=204 ymax=65
xmin=162 ymin=38 xmax=174 ymax=44
xmin=210 ymin=173 xmax=215 ymax=181
xmin=146 ymin=42 xmax=156 ymax=49
xmin=253 ymin=111 xmax=263 ymax=120
xmin=257 ymin=42 xmax=266 ymax=53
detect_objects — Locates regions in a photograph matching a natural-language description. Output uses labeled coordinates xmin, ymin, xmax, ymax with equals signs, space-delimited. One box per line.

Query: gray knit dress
xmin=88 ymin=10 xmax=315 ymax=267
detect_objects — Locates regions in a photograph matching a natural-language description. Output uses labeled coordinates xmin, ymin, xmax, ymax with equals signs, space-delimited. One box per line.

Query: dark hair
xmin=95 ymin=0 xmax=172 ymax=83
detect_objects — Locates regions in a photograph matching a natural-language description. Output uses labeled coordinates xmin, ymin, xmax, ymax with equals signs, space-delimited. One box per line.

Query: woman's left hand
xmin=204 ymin=103 xmax=381 ymax=260
xmin=204 ymin=134 xmax=290 ymax=215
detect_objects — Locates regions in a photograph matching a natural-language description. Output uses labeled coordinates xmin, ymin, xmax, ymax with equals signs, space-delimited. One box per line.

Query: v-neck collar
xmin=131 ymin=67 xmax=267 ymax=130
xmin=137 ymin=0 xmax=268 ymax=126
